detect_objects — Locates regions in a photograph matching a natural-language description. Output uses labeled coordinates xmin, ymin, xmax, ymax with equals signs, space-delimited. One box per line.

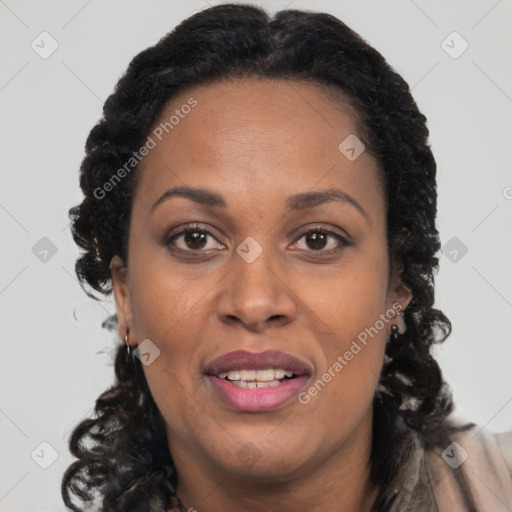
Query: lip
xmin=204 ymin=350 xmax=312 ymax=413
xmin=204 ymin=349 xmax=312 ymax=376
xmin=207 ymin=375 xmax=310 ymax=412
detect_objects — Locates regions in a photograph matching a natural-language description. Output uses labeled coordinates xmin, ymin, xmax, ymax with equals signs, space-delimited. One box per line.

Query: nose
xmin=215 ymin=243 xmax=298 ymax=332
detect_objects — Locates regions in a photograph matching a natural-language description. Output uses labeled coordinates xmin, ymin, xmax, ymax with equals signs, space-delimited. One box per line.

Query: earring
xmin=124 ymin=327 xmax=133 ymax=357
xmin=390 ymin=324 xmax=400 ymax=343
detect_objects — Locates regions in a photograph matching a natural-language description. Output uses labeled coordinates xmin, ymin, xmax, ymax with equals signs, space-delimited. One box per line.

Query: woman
xmin=61 ymin=3 xmax=512 ymax=511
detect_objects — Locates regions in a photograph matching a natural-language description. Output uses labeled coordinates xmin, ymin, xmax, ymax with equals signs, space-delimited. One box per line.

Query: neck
xmin=169 ymin=413 xmax=378 ymax=512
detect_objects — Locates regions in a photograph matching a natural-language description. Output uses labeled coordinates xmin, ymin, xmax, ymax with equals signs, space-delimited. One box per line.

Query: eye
xmin=165 ymin=223 xmax=223 ymax=252
xmin=164 ymin=223 xmax=349 ymax=256
xmin=291 ymin=226 xmax=348 ymax=255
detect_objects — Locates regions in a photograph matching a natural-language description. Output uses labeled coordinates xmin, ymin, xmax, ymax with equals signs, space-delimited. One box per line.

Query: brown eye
xmin=293 ymin=227 xmax=348 ymax=254
xmin=181 ymin=230 xmax=208 ymax=250
xmin=165 ymin=224 xmax=222 ymax=253
xmin=165 ymin=224 xmax=349 ymax=257
xmin=305 ymin=231 xmax=328 ymax=250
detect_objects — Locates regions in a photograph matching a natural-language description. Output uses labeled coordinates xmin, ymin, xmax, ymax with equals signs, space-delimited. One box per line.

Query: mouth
xmin=216 ymin=368 xmax=299 ymax=388
xmin=204 ymin=350 xmax=312 ymax=412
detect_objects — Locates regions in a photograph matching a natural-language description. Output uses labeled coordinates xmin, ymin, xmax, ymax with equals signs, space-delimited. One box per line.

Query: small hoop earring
xmin=124 ymin=327 xmax=132 ymax=357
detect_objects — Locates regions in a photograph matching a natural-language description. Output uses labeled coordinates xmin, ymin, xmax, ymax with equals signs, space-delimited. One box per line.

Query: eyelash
xmin=164 ymin=223 xmax=349 ymax=256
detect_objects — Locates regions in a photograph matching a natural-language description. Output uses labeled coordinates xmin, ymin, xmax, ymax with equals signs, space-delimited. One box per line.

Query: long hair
xmin=62 ymin=4 xmax=477 ymax=511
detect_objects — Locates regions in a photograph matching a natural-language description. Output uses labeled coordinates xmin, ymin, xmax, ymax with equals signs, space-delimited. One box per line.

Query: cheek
xmin=306 ymin=243 xmax=390 ymax=353
xmin=127 ymin=255 xmax=211 ymax=412
xmin=296 ymin=244 xmax=389 ymax=420
xmin=128 ymin=243 xmax=214 ymax=342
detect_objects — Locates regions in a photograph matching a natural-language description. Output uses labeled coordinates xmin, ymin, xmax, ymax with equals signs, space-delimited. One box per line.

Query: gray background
xmin=1 ymin=0 xmax=511 ymax=510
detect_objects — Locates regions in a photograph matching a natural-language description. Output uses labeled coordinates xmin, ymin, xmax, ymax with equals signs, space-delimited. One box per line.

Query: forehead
xmin=156 ymin=78 xmax=362 ymax=158
xmin=133 ymin=78 xmax=383 ymax=216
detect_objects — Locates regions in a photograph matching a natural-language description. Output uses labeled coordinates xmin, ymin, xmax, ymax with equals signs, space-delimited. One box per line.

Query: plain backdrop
xmin=1 ymin=0 xmax=511 ymax=510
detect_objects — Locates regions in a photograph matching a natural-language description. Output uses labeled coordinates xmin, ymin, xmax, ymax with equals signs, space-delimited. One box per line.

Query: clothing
xmin=389 ymin=416 xmax=512 ymax=511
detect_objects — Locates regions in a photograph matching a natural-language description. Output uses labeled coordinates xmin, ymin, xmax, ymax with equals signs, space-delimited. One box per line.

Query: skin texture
xmin=111 ymin=78 xmax=412 ymax=512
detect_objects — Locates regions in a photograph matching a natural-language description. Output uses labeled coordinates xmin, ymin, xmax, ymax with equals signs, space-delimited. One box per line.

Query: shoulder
xmin=495 ymin=429 xmax=512 ymax=477
xmin=451 ymin=420 xmax=512 ymax=479
xmin=425 ymin=416 xmax=512 ymax=511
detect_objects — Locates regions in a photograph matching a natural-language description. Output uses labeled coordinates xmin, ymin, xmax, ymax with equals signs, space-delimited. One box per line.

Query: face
xmin=111 ymin=78 xmax=411 ymax=488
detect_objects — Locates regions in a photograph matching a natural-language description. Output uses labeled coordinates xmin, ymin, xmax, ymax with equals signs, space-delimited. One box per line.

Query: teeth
xmin=217 ymin=368 xmax=296 ymax=382
xmin=230 ymin=379 xmax=281 ymax=388
xmin=255 ymin=369 xmax=276 ymax=381
xmin=240 ymin=370 xmax=256 ymax=381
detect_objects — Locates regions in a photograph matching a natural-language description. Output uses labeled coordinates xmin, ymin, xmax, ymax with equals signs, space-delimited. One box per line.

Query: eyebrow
xmin=150 ymin=185 xmax=368 ymax=219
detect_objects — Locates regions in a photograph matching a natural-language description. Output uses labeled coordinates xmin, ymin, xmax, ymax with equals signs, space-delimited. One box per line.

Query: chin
xmin=206 ymin=435 xmax=313 ymax=481
xmin=224 ymin=454 xmax=307 ymax=482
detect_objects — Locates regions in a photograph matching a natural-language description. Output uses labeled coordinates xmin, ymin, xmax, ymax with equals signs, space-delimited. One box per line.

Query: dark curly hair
xmin=62 ymin=3 xmax=477 ymax=511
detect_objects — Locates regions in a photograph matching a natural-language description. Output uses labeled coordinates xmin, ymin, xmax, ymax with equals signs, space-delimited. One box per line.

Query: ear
xmin=110 ymin=255 xmax=134 ymax=346
xmin=386 ymin=270 xmax=412 ymax=334
xmin=386 ymin=229 xmax=413 ymax=333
